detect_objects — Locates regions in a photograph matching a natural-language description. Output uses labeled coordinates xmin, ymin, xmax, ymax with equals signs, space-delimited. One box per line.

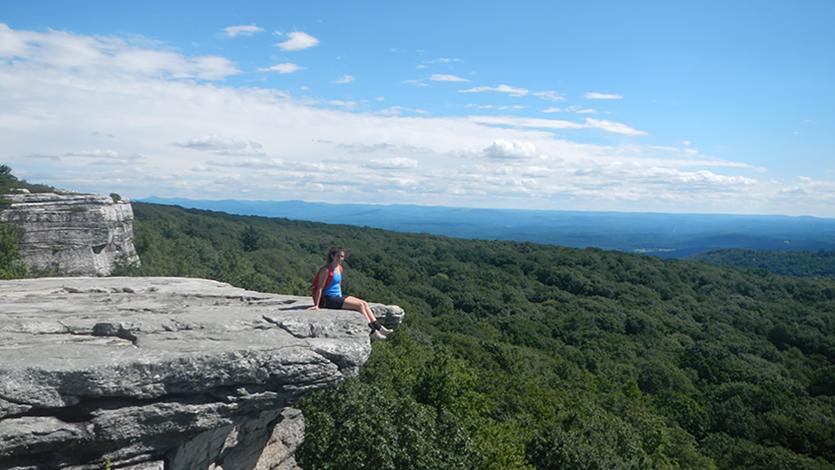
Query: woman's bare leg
xmin=342 ymin=296 xmax=377 ymax=323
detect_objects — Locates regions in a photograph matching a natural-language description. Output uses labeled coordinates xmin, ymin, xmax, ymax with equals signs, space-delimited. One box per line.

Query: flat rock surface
xmin=0 ymin=277 xmax=404 ymax=469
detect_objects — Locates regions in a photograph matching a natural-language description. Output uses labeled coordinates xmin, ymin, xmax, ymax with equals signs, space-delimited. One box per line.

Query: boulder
xmin=0 ymin=277 xmax=404 ymax=469
xmin=0 ymin=193 xmax=140 ymax=276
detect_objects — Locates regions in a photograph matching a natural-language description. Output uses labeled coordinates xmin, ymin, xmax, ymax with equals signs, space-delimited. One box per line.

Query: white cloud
xmin=461 ymin=84 xmax=564 ymax=101
xmin=223 ymin=25 xmax=264 ymax=37
xmin=466 ymin=104 xmax=526 ymax=111
xmin=208 ymin=156 xmax=284 ymax=169
xmin=65 ymin=149 xmax=144 ymax=161
xmin=334 ymin=75 xmax=354 ymax=84
xmin=430 ymin=74 xmax=470 ymax=82
xmin=4 ymin=24 xmax=826 ymax=216
xmin=276 ymin=32 xmax=319 ymax=51
xmin=482 ymin=140 xmax=539 ymax=160
xmin=460 ymin=84 xmax=529 ymax=96
xmin=532 ymin=90 xmax=564 ymax=101
xmin=0 ymin=23 xmax=239 ymax=80
xmin=174 ymin=135 xmax=265 ymax=156
xmin=26 ymin=149 xmax=145 ymax=162
xmin=584 ymin=118 xmax=646 ymax=136
xmin=376 ymin=106 xmax=428 ymax=116
xmin=404 ymin=79 xmax=428 ymax=87
xmin=260 ymin=63 xmax=303 ymax=74
xmin=779 ymin=176 xmax=835 ymax=201
xmin=364 ymin=157 xmax=419 ymax=169
xmin=542 ymin=107 xmax=561 ymax=113
xmin=420 ymin=57 xmax=463 ymax=67
xmin=469 ymin=115 xmax=584 ymax=130
xmin=327 ymin=100 xmax=358 ymax=109
xmin=0 ymin=23 xmax=27 ymax=56
xmin=470 ymin=115 xmax=646 ymax=136
xmin=585 ymin=92 xmax=623 ymax=100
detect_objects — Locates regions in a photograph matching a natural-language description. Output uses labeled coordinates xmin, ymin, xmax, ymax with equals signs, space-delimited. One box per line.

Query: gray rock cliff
xmin=0 ymin=277 xmax=405 ymax=469
xmin=0 ymin=193 xmax=140 ymax=276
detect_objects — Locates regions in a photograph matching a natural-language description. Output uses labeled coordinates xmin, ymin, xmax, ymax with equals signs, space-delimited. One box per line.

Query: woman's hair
xmin=327 ymin=246 xmax=345 ymax=263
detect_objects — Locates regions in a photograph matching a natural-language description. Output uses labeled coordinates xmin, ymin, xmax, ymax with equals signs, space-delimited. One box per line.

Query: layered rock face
xmin=0 ymin=193 xmax=140 ymax=276
xmin=0 ymin=277 xmax=404 ymax=470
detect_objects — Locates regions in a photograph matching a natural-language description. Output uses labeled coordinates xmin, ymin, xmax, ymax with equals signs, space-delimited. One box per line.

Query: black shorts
xmin=323 ymin=295 xmax=346 ymax=309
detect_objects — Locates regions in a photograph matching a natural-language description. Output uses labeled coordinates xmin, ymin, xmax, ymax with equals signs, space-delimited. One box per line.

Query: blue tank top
xmin=324 ymin=269 xmax=342 ymax=297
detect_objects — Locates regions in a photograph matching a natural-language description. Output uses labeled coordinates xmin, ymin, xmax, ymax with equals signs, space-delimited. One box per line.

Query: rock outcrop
xmin=0 ymin=193 xmax=140 ymax=276
xmin=0 ymin=277 xmax=405 ymax=469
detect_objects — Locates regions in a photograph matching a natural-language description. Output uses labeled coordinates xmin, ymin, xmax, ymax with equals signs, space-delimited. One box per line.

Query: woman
xmin=309 ymin=247 xmax=393 ymax=341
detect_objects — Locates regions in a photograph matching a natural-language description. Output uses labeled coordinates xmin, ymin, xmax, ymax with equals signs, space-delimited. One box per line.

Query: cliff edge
xmin=0 ymin=277 xmax=404 ymax=469
xmin=0 ymin=193 xmax=140 ymax=276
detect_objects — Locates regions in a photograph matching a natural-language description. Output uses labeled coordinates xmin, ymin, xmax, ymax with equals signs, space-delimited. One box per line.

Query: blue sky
xmin=1 ymin=1 xmax=834 ymax=216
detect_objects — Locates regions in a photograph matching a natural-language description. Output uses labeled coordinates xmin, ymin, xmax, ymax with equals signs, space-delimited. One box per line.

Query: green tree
xmin=0 ymin=221 xmax=28 ymax=279
xmin=239 ymin=224 xmax=261 ymax=252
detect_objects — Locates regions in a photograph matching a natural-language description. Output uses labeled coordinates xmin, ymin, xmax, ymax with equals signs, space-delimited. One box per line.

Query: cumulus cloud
xmin=482 ymin=139 xmax=539 ymax=160
xmin=334 ymin=74 xmax=354 ymax=84
xmin=585 ymin=92 xmax=623 ymax=100
xmin=0 ymin=23 xmax=27 ymax=56
xmin=276 ymin=32 xmax=319 ymax=51
xmin=259 ymin=63 xmax=303 ymax=74
xmin=430 ymin=74 xmax=470 ymax=82
xmin=0 ymin=24 xmax=239 ymax=80
xmin=223 ymin=25 xmax=264 ymax=37
xmin=780 ymin=176 xmax=835 ymax=201
xmin=174 ymin=136 xmax=265 ymax=156
xmin=4 ymin=24 xmax=819 ymax=215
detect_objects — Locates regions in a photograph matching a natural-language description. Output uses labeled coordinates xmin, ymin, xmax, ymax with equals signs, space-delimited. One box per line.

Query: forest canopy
xmin=117 ymin=201 xmax=835 ymax=469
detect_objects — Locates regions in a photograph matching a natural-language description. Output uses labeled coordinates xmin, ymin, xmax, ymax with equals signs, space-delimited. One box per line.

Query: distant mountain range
xmin=139 ymin=197 xmax=835 ymax=258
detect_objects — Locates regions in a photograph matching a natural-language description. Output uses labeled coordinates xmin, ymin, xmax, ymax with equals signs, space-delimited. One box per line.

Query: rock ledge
xmin=0 ymin=277 xmax=404 ymax=469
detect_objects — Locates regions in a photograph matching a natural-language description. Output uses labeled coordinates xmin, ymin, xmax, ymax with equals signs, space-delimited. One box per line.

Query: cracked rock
xmin=0 ymin=192 xmax=141 ymax=276
xmin=0 ymin=277 xmax=404 ymax=469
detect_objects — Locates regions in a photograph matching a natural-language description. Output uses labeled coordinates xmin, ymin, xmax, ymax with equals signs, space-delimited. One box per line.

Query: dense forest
xmin=109 ymin=201 xmax=835 ymax=470
xmin=1 ymin=164 xmax=833 ymax=469
xmin=693 ymin=249 xmax=835 ymax=278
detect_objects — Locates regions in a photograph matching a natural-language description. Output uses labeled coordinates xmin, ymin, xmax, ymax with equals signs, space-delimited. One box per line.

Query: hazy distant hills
xmin=140 ymin=197 xmax=835 ymax=258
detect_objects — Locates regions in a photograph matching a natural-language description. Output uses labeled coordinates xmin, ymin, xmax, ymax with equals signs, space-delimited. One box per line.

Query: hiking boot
xmin=370 ymin=329 xmax=386 ymax=342
xmin=378 ymin=325 xmax=394 ymax=337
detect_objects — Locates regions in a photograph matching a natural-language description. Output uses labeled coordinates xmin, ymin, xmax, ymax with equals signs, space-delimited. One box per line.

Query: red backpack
xmin=310 ymin=265 xmax=335 ymax=307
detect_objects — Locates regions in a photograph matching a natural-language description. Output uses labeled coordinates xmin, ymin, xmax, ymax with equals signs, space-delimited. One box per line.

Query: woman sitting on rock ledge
xmin=309 ymin=246 xmax=393 ymax=341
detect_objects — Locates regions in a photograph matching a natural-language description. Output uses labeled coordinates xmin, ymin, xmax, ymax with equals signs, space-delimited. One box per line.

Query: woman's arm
xmin=309 ymin=267 xmax=329 ymax=310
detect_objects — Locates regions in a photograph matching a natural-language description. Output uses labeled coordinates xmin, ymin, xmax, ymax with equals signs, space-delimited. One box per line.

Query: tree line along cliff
xmin=107 ymin=201 xmax=835 ymax=470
